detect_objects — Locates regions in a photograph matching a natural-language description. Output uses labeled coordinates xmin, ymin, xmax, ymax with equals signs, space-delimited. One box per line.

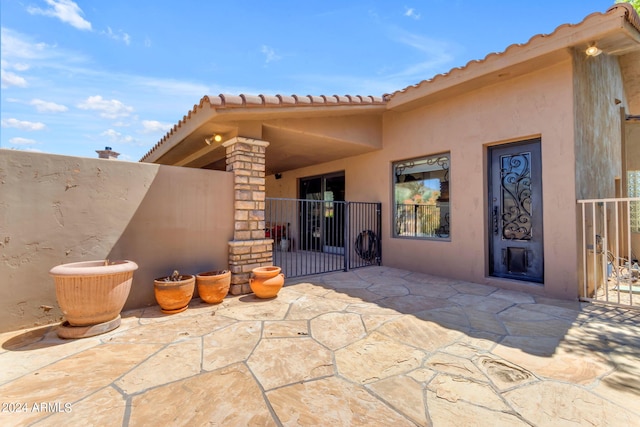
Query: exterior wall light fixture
xmin=585 ymin=44 xmax=602 ymax=57
xmin=205 ymin=134 xmax=223 ymax=145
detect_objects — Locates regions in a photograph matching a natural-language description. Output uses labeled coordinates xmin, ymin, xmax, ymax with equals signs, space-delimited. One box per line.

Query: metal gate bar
xmin=578 ymin=197 xmax=639 ymax=308
xmin=266 ymin=198 xmax=381 ymax=278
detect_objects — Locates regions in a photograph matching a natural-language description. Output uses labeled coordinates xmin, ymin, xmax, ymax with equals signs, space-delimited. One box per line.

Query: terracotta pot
xmin=154 ymin=274 xmax=195 ymax=314
xmin=250 ymin=266 xmax=285 ymax=298
xmin=49 ymin=260 xmax=138 ymax=327
xmin=196 ymin=270 xmax=231 ymax=304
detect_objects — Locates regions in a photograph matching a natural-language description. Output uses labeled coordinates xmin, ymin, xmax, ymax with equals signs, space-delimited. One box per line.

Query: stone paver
xmin=1 ymin=266 xmax=639 ymax=426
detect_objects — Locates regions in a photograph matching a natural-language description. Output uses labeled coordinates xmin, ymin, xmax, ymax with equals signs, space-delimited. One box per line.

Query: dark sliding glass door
xmin=299 ymin=173 xmax=345 ymax=253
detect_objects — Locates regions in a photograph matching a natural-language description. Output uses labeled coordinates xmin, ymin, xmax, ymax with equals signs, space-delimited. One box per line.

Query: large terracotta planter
xmin=196 ymin=270 xmax=231 ymax=304
xmin=250 ymin=266 xmax=285 ymax=298
xmin=154 ymin=274 xmax=195 ymax=314
xmin=49 ymin=260 xmax=138 ymax=337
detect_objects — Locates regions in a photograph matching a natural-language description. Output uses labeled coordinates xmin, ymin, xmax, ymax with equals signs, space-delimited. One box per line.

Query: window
xmin=629 ymin=170 xmax=640 ymax=233
xmin=393 ymin=153 xmax=450 ymax=239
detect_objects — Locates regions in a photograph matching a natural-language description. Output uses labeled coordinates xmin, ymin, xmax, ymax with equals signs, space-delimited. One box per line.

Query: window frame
xmin=392 ymin=152 xmax=451 ymax=241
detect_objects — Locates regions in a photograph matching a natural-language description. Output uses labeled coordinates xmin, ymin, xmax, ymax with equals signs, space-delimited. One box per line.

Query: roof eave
xmin=140 ymin=95 xmax=386 ymax=163
xmin=387 ymin=6 xmax=640 ymax=112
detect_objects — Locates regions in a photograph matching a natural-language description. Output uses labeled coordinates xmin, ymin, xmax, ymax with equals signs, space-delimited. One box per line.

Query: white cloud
xmin=1 ymin=28 xmax=58 ymax=61
xmin=404 ymin=7 xmax=421 ymax=20
xmin=386 ymin=28 xmax=455 ymax=79
xmin=1 ymin=118 xmax=46 ymax=131
xmin=261 ymin=45 xmax=282 ymax=64
xmin=1 ymin=70 xmax=28 ymax=88
xmin=135 ymin=77 xmax=209 ymax=96
xmin=9 ymin=137 xmax=37 ymax=145
xmin=13 ymin=63 xmax=30 ymax=71
xmin=27 ymin=0 xmax=92 ymax=31
xmin=289 ymin=28 xmax=458 ymax=96
xmin=103 ymin=27 xmax=131 ymax=45
xmin=77 ymin=96 xmax=134 ymax=119
xmin=30 ymin=99 xmax=68 ymax=113
xmin=101 ymin=129 xmax=133 ymax=143
xmin=141 ymin=120 xmax=172 ymax=134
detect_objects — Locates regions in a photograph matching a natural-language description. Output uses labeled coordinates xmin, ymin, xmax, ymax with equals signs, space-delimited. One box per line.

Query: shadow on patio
xmin=1 ymin=266 xmax=639 ymax=426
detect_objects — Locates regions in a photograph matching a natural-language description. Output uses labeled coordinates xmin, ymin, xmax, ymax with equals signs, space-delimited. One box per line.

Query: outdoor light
xmin=585 ymin=44 xmax=602 ymax=57
xmin=204 ymin=134 xmax=223 ymax=145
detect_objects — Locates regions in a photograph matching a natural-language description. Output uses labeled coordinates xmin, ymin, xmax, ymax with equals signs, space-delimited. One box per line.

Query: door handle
xmin=493 ymin=206 xmax=499 ymax=235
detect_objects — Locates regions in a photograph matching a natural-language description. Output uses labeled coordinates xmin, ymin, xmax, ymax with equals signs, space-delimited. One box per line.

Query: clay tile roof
xmin=190 ymin=92 xmax=387 ymax=108
xmin=140 ymin=92 xmax=386 ymax=161
xmin=385 ymin=4 xmax=640 ymax=101
xmin=611 ymin=2 xmax=640 ymax=32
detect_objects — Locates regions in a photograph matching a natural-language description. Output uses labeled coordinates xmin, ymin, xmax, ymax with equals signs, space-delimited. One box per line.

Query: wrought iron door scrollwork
xmin=500 ymin=152 xmax=532 ymax=240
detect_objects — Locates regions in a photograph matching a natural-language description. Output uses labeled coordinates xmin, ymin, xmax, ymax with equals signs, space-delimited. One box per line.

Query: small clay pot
xmin=250 ymin=266 xmax=285 ymax=298
xmin=154 ymin=274 xmax=195 ymax=314
xmin=196 ymin=270 xmax=231 ymax=304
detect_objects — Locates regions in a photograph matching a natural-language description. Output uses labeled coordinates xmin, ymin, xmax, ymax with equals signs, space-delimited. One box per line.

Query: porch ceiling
xmin=142 ymin=96 xmax=385 ymax=174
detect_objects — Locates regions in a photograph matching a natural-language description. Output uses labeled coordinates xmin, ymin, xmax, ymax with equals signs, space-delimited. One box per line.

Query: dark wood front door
xmin=489 ymin=139 xmax=544 ymax=283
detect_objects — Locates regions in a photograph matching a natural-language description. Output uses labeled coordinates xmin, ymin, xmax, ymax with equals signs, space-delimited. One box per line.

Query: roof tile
xmin=241 ymin=94 xmax=263 ymax=105
xmin=321 ymin=95 xmax=338 ymax=104
xmin=292 ymin=94 xmax=312 ymax=104
xmin=259 ymin=94 xmax=280 ymax=105
xmin=220 ymin=94 xmax=243 ymax=105
xmin=276 ymin=94 xmax=297 ymax=104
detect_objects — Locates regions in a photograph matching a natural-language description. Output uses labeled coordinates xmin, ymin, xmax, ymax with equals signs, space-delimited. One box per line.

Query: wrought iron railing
xmin=578 ymin=197 xmax=640 ymax=307
xmin=266 ymin=198 xmax=381 ymax=278
xmin=395 ymin=203 xmax=449 ymax=238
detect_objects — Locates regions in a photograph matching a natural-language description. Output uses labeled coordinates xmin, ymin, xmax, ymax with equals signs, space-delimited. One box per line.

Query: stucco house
xmin=141 ymin=4 xmax=640 ymax=301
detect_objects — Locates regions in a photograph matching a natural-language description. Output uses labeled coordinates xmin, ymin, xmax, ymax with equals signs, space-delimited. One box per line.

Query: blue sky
xmin=1 ymin=0 xmax=613 ymax=161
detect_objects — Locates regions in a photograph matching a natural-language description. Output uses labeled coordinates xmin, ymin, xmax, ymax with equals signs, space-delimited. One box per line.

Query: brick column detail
xmin=223 ymin=137 xmax=273 ymax=295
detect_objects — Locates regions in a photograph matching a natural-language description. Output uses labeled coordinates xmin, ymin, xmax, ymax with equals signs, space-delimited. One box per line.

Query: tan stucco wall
xmin=267 ymin=60 xmax=580 ymax=299
xmin=0 ymin=150 xmax=233 ymax=332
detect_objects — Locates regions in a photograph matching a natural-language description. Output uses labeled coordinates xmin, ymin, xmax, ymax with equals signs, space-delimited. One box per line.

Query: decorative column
xmin=223 ymin=137 xmax=273 ymax=295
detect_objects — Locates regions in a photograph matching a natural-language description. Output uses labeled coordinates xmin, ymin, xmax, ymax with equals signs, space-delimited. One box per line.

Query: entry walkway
xmin=1 ymin=267 xmax=639 ymax=426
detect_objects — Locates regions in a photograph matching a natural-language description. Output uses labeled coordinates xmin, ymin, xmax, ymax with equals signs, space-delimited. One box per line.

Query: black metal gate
xmin=266 ymin=198 xmax=381 ymax=278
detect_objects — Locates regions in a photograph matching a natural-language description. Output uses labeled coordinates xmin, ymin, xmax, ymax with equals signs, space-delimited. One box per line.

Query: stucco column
xmin=223 ymin=136 xmax=273 ymax=295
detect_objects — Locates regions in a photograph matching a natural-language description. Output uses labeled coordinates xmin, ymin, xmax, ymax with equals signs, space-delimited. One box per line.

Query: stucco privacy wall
xmin=267 ymin=60 xmax=579 ymax=299
xmin=573 ymin=49 xmax=626 ymax=200
xmin=0 ymin=151 xmax=233 ymax=333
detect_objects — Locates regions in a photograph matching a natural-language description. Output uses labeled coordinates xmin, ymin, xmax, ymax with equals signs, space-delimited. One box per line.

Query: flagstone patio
xmin=1 ymin=266 xmax=639 ymax=426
